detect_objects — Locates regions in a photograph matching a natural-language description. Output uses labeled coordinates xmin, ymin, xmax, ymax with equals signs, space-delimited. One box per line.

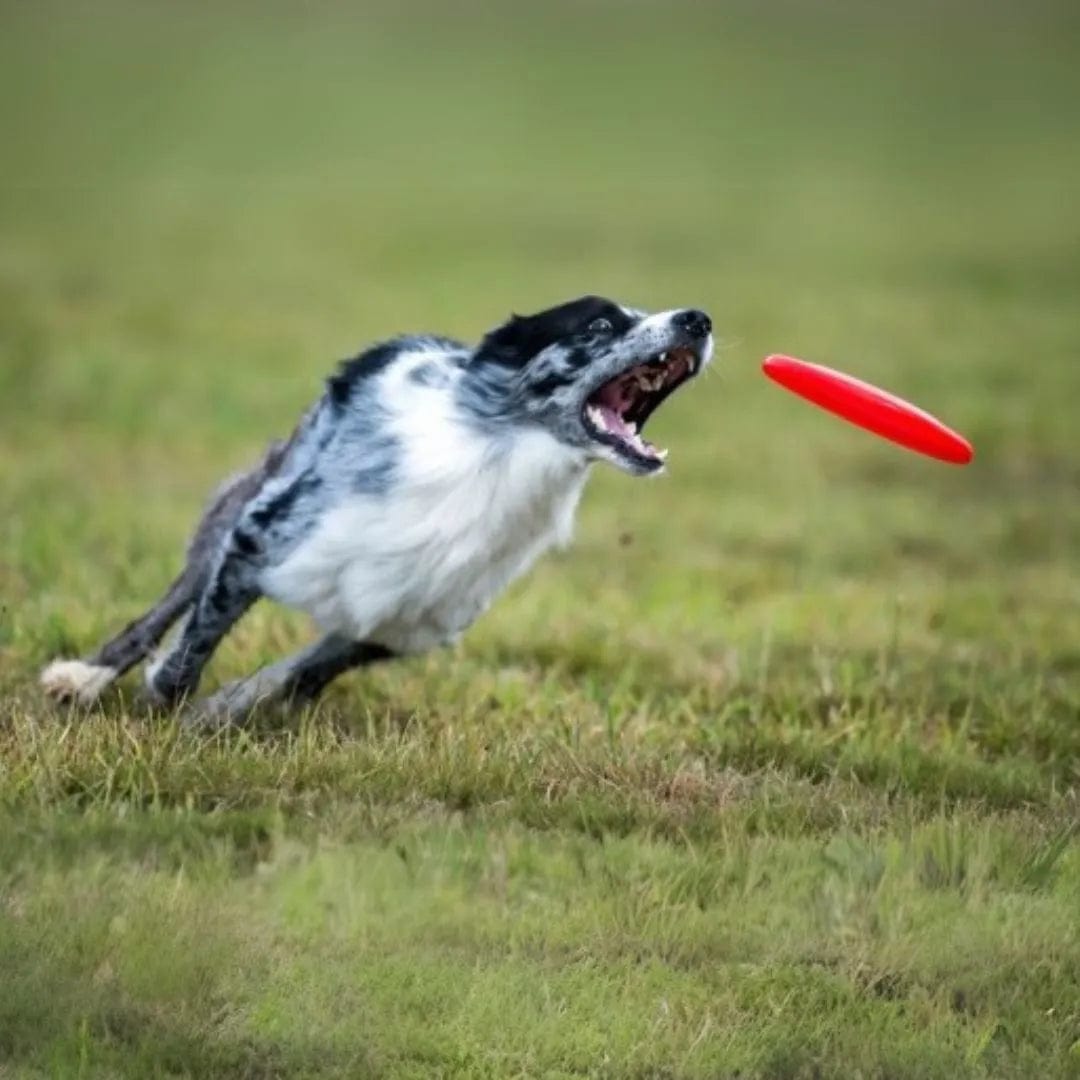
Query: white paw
xmin=142 ymin=653 xmax=172 ymax=707
xmin=182 ymin=697 xmax=238 ymax=730
xmin=188 ymin=681 xmax=258 ymax=727
xmin=40 ymin=659 xmax=117 ymax=704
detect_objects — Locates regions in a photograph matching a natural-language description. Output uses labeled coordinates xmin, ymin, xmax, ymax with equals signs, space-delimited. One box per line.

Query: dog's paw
xmin=40 ymin=659 xmax=117 ymax=704
xmin=142 ymin=651 xmax=185 ymax=709
xmin=182 ymin=683 xmax=253 ymax=730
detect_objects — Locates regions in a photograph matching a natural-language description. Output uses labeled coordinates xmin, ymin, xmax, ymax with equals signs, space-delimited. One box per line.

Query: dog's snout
xmin=674 ymin=309 xmax=712 ymax=339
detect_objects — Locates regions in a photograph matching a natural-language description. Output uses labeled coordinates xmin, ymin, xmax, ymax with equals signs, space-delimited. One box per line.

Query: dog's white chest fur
xmin=261 ymin=414 xmax=588 ymax=653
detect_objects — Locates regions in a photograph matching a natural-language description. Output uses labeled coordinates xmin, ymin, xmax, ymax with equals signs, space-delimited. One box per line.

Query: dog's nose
xmin=674 ymin=308 xmax=712 ymax=339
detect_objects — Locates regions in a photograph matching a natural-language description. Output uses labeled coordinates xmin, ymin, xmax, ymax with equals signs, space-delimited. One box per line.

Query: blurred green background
xmin=1 ymin=1 xmax=1079 ymax=1076
xmin=3 ymin=0 xmax=1079 ymax=609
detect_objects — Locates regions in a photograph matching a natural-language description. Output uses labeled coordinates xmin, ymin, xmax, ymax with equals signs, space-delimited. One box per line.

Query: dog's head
xmin=468 ymin=296 xmax=713 ymax=475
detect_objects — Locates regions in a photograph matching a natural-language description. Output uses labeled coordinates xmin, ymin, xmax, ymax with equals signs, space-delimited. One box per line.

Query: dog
xmin=41 ymin=296 xmax=713 ymax=724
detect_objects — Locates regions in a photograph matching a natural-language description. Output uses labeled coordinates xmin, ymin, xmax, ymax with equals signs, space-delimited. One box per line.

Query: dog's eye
xmin=588 ymin=317 xmax=614 ymax=335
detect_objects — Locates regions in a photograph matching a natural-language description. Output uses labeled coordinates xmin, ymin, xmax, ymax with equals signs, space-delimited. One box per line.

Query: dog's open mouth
xmin=582 ymin=346 xmax=698 ymax=467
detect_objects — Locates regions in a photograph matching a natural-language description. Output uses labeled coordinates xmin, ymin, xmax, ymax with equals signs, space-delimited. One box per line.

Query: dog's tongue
xmin=593 ymin=380 xmax=635 ymax=437
xmin=588 ymin=369 xmax=666 ymax=462
xmin=595 ymin=403 xmax=634 ymax=438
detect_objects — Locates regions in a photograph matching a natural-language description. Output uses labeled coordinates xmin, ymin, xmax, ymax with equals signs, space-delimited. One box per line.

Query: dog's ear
xmin=475 ymin=313 xmax=541 ymax=368
xmin=474 ymin=296 xmax=628 ymax=368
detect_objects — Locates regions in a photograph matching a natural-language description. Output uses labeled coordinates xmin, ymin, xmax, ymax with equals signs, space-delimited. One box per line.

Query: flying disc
xmin=762 ymin=355 xmax=973 ymax=465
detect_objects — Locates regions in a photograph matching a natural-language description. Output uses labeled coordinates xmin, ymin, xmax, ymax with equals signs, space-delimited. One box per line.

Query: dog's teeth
xmin=657 ymin=447 xmax=669 ymax=461
xmin=658 ymin=352 xmax=668 ymax=363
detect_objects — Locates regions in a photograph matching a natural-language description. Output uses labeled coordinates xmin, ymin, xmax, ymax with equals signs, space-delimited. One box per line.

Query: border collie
xmin=41 ymin=296 xmax=713 ymax=724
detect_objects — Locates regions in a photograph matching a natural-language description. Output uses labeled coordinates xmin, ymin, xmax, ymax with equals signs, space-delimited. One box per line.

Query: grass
xmin=2 ymin=0 xmax=1080 ymax=1075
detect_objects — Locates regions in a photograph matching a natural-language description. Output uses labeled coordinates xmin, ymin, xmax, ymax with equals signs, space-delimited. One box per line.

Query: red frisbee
xmin=762 ymin=355 xmax=973 ymax=465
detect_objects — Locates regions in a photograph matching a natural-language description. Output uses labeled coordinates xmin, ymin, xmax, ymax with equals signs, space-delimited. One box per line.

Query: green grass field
xmin=2 ymin=1 xmax=1079 ymax=1076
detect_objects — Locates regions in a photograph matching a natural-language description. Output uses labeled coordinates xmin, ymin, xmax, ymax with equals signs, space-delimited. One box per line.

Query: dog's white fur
xmin=262 ymin=399 xmax=588 ymax=653
xmin=39 ymin=660 xmax=118 ymax=704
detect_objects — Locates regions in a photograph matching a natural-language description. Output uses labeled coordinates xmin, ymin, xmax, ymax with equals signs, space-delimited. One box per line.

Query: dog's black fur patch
xmin=476 ymin=296 xmax=635 ymax=369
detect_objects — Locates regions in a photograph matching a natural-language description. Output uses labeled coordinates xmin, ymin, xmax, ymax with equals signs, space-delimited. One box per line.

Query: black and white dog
xmin=41 ymin=296 xmax=712 ymax=723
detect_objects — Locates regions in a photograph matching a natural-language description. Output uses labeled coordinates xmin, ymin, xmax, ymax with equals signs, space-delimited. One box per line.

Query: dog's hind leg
xmin=40 ymin=448 xmax=286 ymax=706
xmin=190 ymin=635 xmax=394 ymax=727
xmin=40 ymin=566 xmax=202 ymax=704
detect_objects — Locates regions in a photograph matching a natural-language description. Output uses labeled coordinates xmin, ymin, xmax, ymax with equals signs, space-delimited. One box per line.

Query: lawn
xmin=1 ymin=1 xmax=1079 ymax=1076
